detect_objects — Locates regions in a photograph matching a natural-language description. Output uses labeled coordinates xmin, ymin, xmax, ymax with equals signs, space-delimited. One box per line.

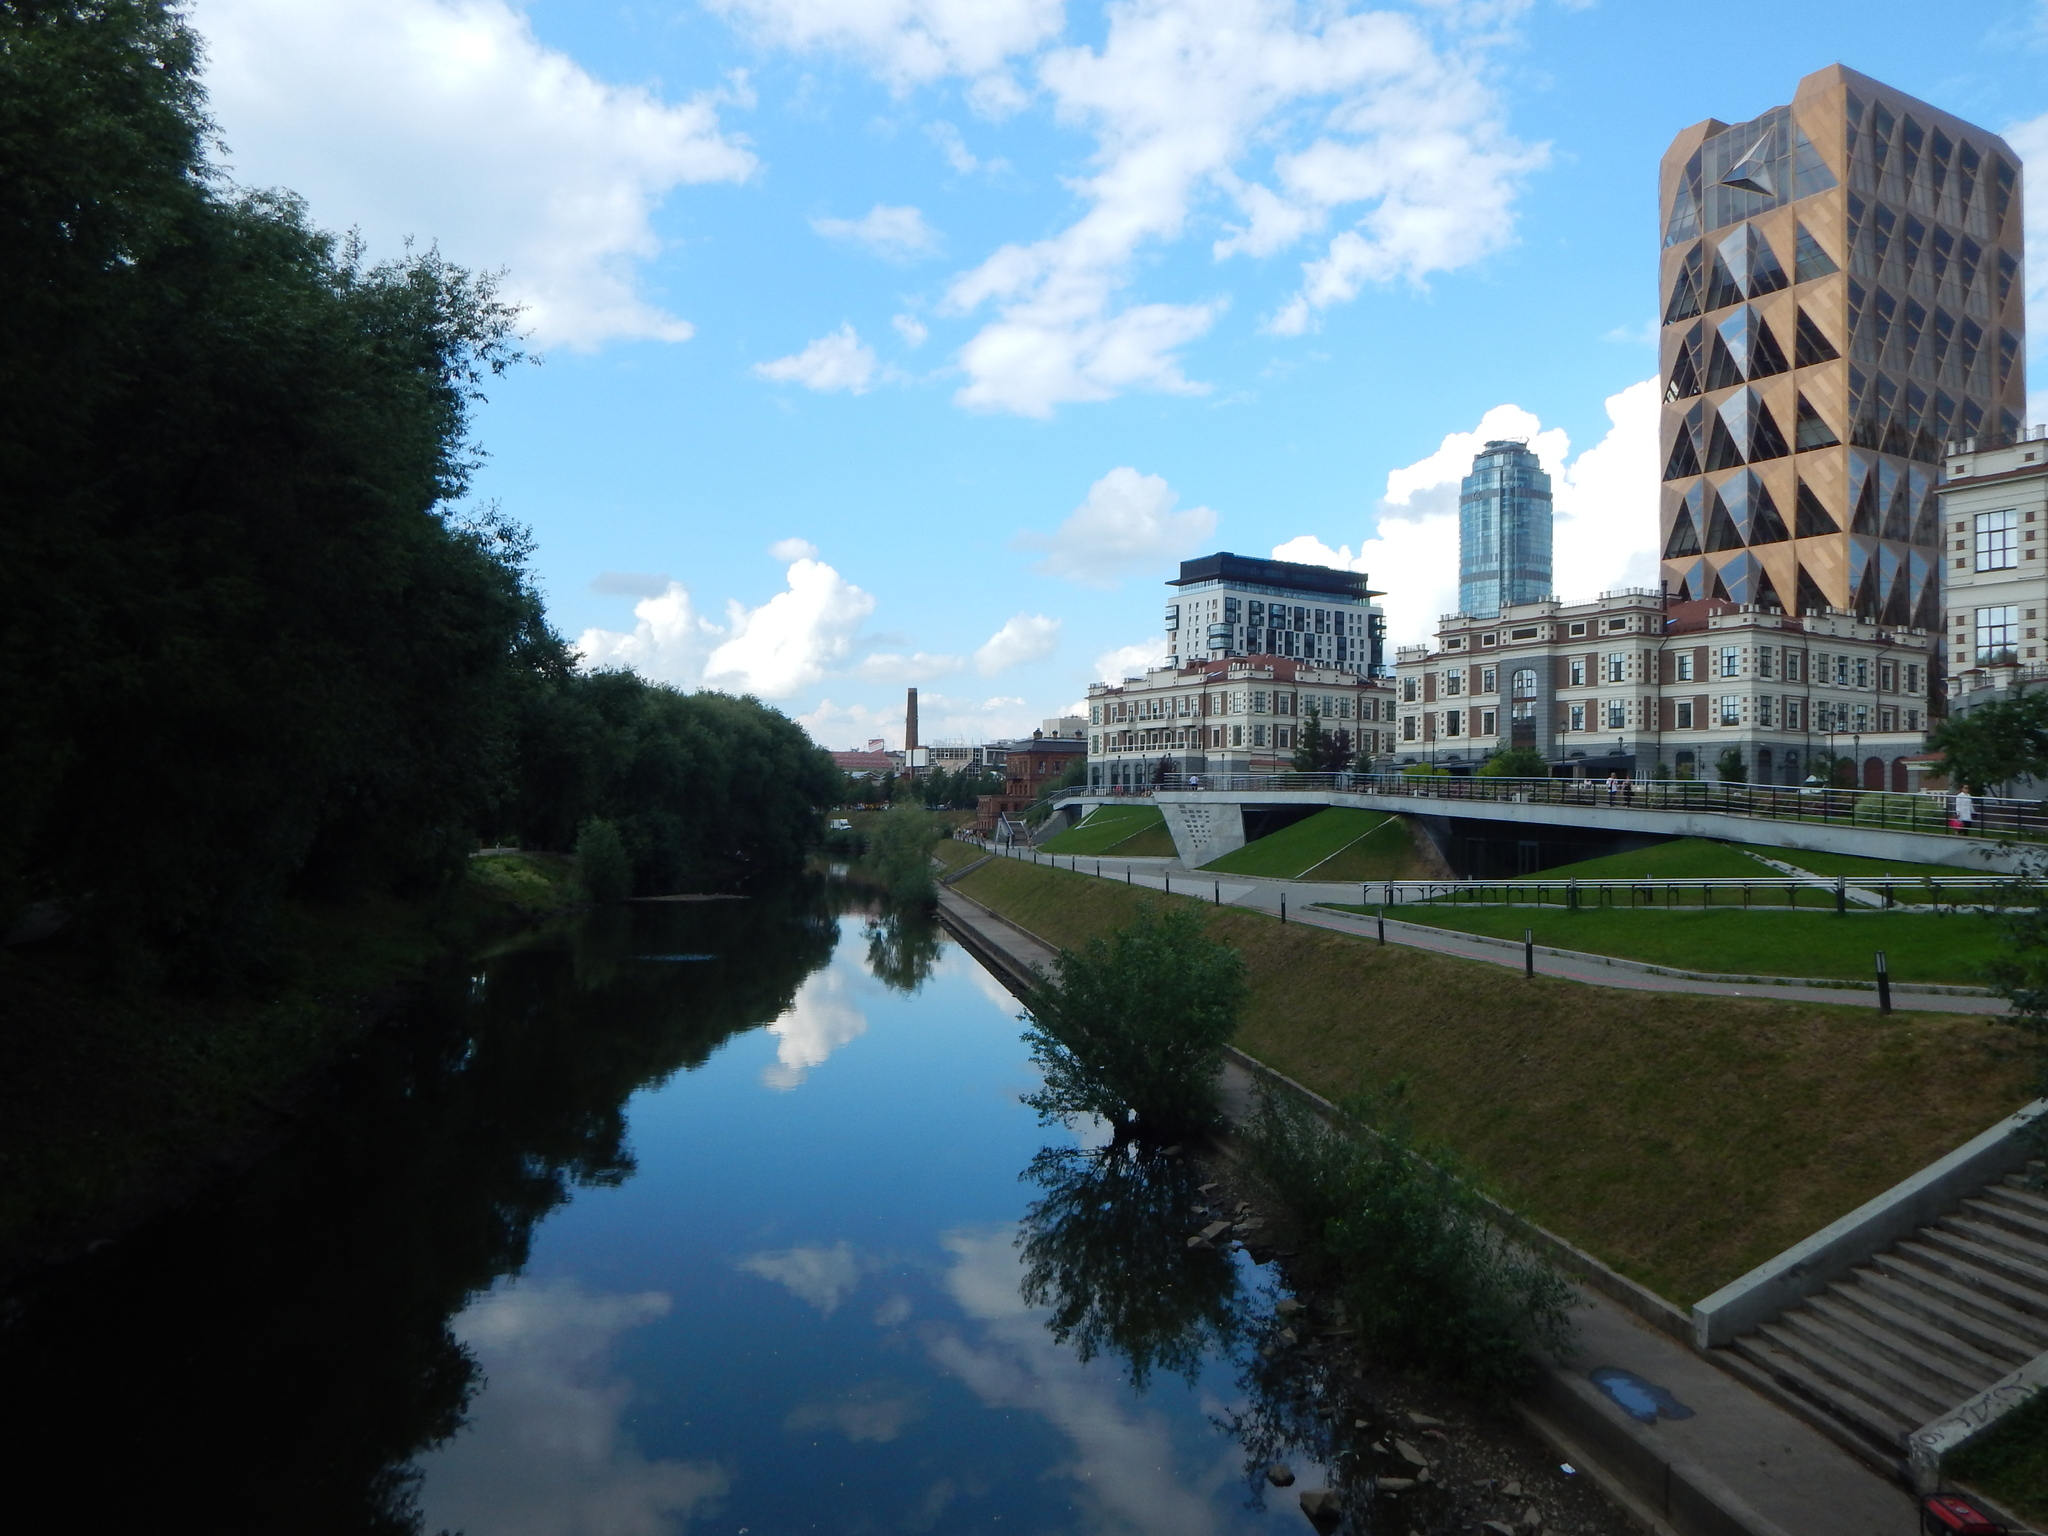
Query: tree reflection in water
xmin=0 ymin=882 xmax=841 ymax=1534
xmin=1014 ymin=1144 xmax=1243 ymax=1390
xmin=863 ymin=901 xmax=944 ymax=993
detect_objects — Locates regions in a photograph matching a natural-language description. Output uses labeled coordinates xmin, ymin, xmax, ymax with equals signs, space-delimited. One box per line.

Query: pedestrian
xmin=1623 ymin=777 xmax=1635 ymax=806
xmin=1954 ymin=787 xmax=1976 ymax=833
xmin=1604 ymin=771 xmax=1621 ymax=806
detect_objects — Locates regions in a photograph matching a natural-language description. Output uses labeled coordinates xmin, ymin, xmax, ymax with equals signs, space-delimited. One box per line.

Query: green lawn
xmin=1039 ymin=804 xmax=1175 ymax=857
xmin=1324 ymin=902 xmax=2004 ymax=985
xmin=1764 ymin=846 xmax=1992 ymax=881
xmin=1203 ymin=808 xmax=1423 ymax=877
xmin=1524 ymin=837 xmax=1983 ymax=886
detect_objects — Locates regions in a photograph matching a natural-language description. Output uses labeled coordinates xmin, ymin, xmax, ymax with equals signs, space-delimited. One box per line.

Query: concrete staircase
xmin=1715 ymin=1168 xmax=2048 ymax=1473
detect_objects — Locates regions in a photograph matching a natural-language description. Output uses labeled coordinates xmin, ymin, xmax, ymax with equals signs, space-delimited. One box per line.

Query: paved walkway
xmin=974 ymin=844 xmax=2010 ymax=1016
xmin=934 ymin=878 xmax=1923 ymax=1536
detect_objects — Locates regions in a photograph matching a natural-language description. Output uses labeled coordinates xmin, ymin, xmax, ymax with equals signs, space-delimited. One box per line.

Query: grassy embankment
xmin=0 ymin=853 xmax=580 ymax=1259
xmin=1039 ymin=804 xmax=1178 ymax=857
xmin=1201 ymin=807 xmax=1435 ymax=881
xmin=1526 ymin=836 xmax=1980 ymax=884
xmin=950 ymin=855 xmax=2035 ymax=1304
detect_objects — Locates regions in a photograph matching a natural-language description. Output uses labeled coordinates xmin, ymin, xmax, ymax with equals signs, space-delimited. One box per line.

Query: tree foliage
xmin=1291 ymin=708 xmax=1354 ymax=772
xmin=864 ymin=806 xmax=943 ymax=905
xmin=1022 ymin=904 xmax=1246 ymax=1142
xmin=1929 ymin=691 xmax=2048 ymax=793
xmin=1477 ymin=746 xmax=1547 ymax=779
xmin=0 ymin=0 xmax=835 ymax=974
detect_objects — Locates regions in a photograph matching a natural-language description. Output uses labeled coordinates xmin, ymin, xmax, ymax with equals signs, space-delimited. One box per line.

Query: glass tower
xmin=1458 ymin=439 xmax=1553 ymax=617
xmin=1658 ymin=65 xmax=2025 ymax=629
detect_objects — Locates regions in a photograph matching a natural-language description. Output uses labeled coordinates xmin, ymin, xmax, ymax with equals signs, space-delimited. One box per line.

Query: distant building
xmin=1936 ymin=426 xmax=2048 ymax=698
xmin=1392 ymin=588 xmax=1928 ymax=788
xmin=1163 ymin=552 xmax=1387 ymax=678
xmin=1086 ymin=659 xmax=1396 ymax=790
xmin=1458 ymin=440 xmax=1553 ymax=617
xmin=830 ymin=749 xmax=898 ymax=777
xmin=974 ymin=731 xmax=1087 ymax=832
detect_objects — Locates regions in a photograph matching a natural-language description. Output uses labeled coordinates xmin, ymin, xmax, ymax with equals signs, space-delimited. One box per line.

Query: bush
xmin=1237 ymin=1089 xmax=1574 ymax=1396
xmin=573 ymin=818 xmax=631 ymax=903
xmin=1479 ymin=746 xmax=1548 ymax=778
xmin=1401 ymin=762 xmax=1447 ymax=779
xmin=1715 ymin=748 xmax=1748 ymax=783
xmin=865 ymin=806 xmax=942 ymax=905
xmin=1022 ymin=903 xmax=1246 ymax=1142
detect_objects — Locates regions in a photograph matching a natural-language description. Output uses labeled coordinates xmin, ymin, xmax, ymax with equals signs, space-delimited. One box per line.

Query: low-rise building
xmin=1085 ymin=658 xmax=1398 ymax=790
xmin=973 ymin=731 xmax=1087 ymax=832
xmin=1392 ymin=589 xmax=1930 ymax=788
xmin=1937 ymin=426 xmax=2048 ymax=711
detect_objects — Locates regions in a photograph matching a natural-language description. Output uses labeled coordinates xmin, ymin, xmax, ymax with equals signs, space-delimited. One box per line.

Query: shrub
xmin=573 ymin=818 xmax=631 ymax=903
xmin=1237 ymin=1089 xmax=1574 ymax=1396
xmin=866 ymin=805 xmax=942 ymax=905
xmin=1022 ymin=903 xmax=1246 ymax=1142
xmin=1479 ymin=746 xmax=1548 ymax=779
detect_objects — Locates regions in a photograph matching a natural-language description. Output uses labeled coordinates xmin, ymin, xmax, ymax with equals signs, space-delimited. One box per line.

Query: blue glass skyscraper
xmin=1458 ymin=439 xmax=1553 ymax=616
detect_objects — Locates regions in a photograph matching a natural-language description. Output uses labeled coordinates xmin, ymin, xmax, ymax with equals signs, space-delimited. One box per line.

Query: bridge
xmin=1043 ymin=774 xmax=2040 ymax=875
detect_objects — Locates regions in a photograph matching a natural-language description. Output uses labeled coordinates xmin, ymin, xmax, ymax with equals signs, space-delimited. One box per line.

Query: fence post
xmin=1524 ymin=927 xmax=1534 ymax=978
xmin=1875 ymin=951 xmax=1892 ymax=1015
xmin=1378 ymin=905 xmax=1386 ymax=945
xmin=1281 ymin=892 xmax=1287 ymax=924
xmin=1836 ymin=876 xmax=1846 ymax=915
xmin=1215 ymin=881 xmax=1221 ymax=905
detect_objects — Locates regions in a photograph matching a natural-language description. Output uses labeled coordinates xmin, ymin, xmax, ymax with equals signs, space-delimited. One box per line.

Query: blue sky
xmin=190 ymin=0 xmax=2048 ymax=748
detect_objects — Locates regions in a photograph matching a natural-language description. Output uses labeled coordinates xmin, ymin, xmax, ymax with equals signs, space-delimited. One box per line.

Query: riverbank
xmin=0 ymin=852 xmax=582 ymax=1273
xmin=949 ymin=854 xmax=2036 ymax=1305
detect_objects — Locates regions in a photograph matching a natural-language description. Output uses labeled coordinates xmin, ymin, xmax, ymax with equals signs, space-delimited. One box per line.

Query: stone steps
xmin=1714 ymin=1167 xmax=2048 ymax=1464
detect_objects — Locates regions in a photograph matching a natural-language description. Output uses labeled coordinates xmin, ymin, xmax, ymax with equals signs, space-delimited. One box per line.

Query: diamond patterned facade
xmin=1659 ymin=65 xmax=2026 ymax=642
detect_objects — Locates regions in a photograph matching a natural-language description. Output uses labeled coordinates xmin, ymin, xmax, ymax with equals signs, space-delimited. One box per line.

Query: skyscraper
xmin=1458 ymin=439 xmax=1553 ymax=617
xmin=1658 ymin=64 xmax=2025 ymax=632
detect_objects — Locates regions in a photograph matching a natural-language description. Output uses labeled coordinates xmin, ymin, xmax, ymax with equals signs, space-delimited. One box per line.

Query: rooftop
xmin=1168 ymin=551 xmax=1380 ymax=600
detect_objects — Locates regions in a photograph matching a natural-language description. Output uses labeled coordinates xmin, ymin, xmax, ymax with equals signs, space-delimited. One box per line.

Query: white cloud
xmin=195 ymin=0 xmax=756 ymax=350
xmin=935 ymin=0 xmax=1540 ymax=413
xmin=851 ymin=651 xmax=966 ymax=683
xmin=1273 ymin=379 xmax=1658 ymax=645
xmin=754 ymin=323 xmax=882 ymax=393
xmin=417 ymin=1281 xmax=726 ymax=1536
xmin=576 ymin=553 xmax=876 ymax=697
xmin=770 ymin=536 xmax=820 ymax=561
xmin=738 ymin=1241 xmax=866 ymax=1312
xmin=892 ymin=313 xmax=931 ymax=347
xmin=1093 ymin=637 xmax=1167 ymax=682
xmin=704 ymin=0 xmax=1063 ymax=103
xmin=974 ymin=613 xmax=1062 ymax=674
xmin=1017 ymin=467 xmax=1217 ymax=588
xmin=812 ymin=202 xmax=941 ymax=258
xmin=784 ymin=1384 xmax=925 ymax=1443
xmin=760 ymin=963 xmax=870 ymax=1087
xmin=927 ymin=119 xmax=1003 ymax=174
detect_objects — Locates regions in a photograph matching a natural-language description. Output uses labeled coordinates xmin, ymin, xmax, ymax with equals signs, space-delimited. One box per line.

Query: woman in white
xmin=1954 ymin=788 xmax=1976 ymax=831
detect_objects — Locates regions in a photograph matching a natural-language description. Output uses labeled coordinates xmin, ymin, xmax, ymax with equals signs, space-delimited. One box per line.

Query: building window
xmin=1511 ymin=668 xmax=1538 ymax=699
xmin=1881 ymin=706 xmax=1897 ymax=730
xmin=1720 ymin=646 xmax=1740 ymax=678
xmin=1277 ymin=726 xmax=1292 ymax=747
xmin=1757 ymin=648 xmax=1774 ymax=679
xmin=1786 ymin=697 xmax=1802 ymax=730
xmin=1608 ymin=653 xmax=1628 ymax=683
xmin=1445 ymin=710 xmax=1462 ymax=737
xmin=1676 ymin=700 xmax=1695 ymax=728
xmin=1401 ymin=677 xmax=1417 ymax=702
xmin=1400 ymin=717 xmax=1416 ymax=742
xmin=1977 ymin=605 xmax=2020 ymax=664
xmin=1444 ymin=671 xmax=1462 ymax=696
xmin=1720 ymin=696 xmax=1741 ymax=726
xmin=1676 ymin=653 xmax=1695 ymax=681
xmin=1758 ymin=697 xmax=1774 ymax=727
xmin=1607 ymin=700 xmax=1627 ymax=730
xmin=1853 ymin=704 xmax=1869 ymax=731
xmin=1977 ymin=509 xmax=2019 ymax=571
xmin=1090 ymin=704 xmax=1101 ymax=724
xmin=1833 ymin=655 xmax=1849 ymax=687
xmin=1252 ymin=724 xmax=1266 ymax=746
xmin=1905 ymin=664 xmax=1920 ymax=692
xmin=1569 ymin=703 xmax=1586 ymax=731
xmin=1481 ymin=708 xmax=1497 ymax=735
xmin=1906 ymin=708 xmax=1920 ymax=730
xmin=1879 ymin=663 xmax=1895 ymax=691
xmin=1854 ymin=658 xmax=1868 ymax=689
xmin=1569 ymin=622 xmax=1587 ymax=637
xmin=1481 ymin=666 xmax=1497 ymax=693
xmin=1252 ymin=691 xmax=1268 ymax=712
xmin=1569 ymin=658 xmax=1586 ymax=686
xmin=1480 ymin=634 xmax=1497 ymax=647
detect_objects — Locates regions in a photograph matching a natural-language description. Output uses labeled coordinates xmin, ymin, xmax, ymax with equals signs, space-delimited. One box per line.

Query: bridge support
xmin=1159 ymin=800 xmax=1245 ymax=866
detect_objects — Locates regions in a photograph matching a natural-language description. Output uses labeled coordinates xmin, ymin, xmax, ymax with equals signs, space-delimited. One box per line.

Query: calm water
xmin=2 ymin=886 xmax=1340 ymax=1534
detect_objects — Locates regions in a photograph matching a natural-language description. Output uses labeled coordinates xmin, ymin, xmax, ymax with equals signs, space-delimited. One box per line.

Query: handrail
xmin=1057 ymin=772 xmax=2041 ymax=842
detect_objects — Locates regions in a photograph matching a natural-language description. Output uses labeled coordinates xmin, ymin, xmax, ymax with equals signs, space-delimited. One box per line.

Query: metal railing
xmin=1048 ymin=773 xmax=2044 ymax=843
xmin=1362 ymin=874 xmax=2011 ymax=912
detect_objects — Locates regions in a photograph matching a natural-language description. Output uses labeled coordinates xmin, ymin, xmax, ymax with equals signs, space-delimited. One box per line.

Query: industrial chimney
xmin=904 ymin=687 xmax=919 ymax=758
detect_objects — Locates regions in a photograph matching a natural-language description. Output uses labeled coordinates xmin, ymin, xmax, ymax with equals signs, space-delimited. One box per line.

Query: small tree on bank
xmin=1022 ymin=905 xmax=1246 ymax=1143
xmin=866 ymin=805 xmax=942 ymax=905
xmin=573 ymin=817 xmax=631 ymax=903
xmin=1929 ymin=690 xmax=2048 ymax=793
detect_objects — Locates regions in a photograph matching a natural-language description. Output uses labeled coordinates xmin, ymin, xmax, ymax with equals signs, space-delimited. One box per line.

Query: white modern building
xmin=1937 ymin=426 xmax=2048 ymax=703
xmin=1164 ymin=552 xmax=1389 ymax=678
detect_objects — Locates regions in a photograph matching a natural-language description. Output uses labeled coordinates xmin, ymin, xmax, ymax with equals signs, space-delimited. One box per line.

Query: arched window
xmin=1511 ymin=668 xmax=1538 ymax=699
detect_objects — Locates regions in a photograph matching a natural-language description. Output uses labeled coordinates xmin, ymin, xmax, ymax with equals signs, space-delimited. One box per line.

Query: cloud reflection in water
xmin=760 ymin=964 xmax=869 ymax=1089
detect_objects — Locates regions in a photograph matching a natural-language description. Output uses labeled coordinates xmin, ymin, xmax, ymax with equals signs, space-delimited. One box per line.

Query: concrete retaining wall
xmin=1692 ymin=1099 xmax=2048 ymax=1349
xmin=1909 ymin=1351 xmax=2048 ymax=1492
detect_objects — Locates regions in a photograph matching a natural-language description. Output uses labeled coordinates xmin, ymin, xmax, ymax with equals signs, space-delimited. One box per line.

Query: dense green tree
xmin=1928 ymin=691 xmax=2048 ymax=793
xmin=1477 ymin=745 xmax=1547 ymax=778
xmin=1715 ymin=747 xmax=1749 ymax=783
xmin=865 ymin=805 xmax=942 ymax=905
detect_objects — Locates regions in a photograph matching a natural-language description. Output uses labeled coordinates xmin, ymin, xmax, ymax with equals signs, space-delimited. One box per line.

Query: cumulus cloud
xmin=974 ymin=613 xmax=1062 ymax=674
xmin=1093 ymin=637 xmax=1167 ymax=682
xmin=760 ymin=963 xmax=870 ymax=1088
xmin=417 ymin=1281 xmax=726 ymax=1535
xmin=576 ymin=552 xmax=876 ymax=697
xmin=785 ymin=1383 xmax=926 ymax=1444
xmin=1018 ymin=468 xmax=1217 ymax=588
xmin=195 ymin=0 xmax=756 ymax=350
xmin=1271 ymin=379 xmax=1659 ymax=645
xmin=927 ymin=119 xmax=1003 ymax=175
xmin=851 ymin=651 xmax=965 ymax=683
xmin=770 ymin=536 xmax=820 ymax=561
xmin=754 ymin=324 xmax=883 ymax=393
xmin=936 ymin=0 xmax=1540 ymax=413
xmin=738 ymin=1241 xmax=866 ymax=1313
xmin=892 ymin=313 xmax=931 ymax=347
xmin=812 ymin=203 xmax=941 ymax=259
xmin=703 ymin=0 xmax=1063 ymax=107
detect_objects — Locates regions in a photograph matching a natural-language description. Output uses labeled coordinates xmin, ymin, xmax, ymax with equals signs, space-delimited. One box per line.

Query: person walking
xmin=1954 ymin=787 xmax=1976 ymax=833
xmin=1604 ymin=771 xmax=1621 ymax=806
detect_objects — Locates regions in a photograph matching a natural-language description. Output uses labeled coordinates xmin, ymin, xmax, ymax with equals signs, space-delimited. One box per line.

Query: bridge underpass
xmin=1043 ymin=787 xmax=2026 ymax=876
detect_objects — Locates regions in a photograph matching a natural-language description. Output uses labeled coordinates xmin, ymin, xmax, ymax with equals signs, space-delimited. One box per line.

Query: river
xmin=1 ymin=881 xmax=1624 ymax=1535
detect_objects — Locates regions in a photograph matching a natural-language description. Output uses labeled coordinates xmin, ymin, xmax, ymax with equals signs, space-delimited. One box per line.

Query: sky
xmin=188 ymin=0 xmax=2048 ymax=749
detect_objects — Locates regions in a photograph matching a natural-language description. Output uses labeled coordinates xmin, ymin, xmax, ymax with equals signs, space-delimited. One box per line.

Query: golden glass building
xmin=1659 ymin=64 xmax=2025 ymax=631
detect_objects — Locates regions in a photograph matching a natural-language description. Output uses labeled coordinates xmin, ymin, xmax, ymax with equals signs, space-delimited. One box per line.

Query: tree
xmin=572 ymin=818 xmax=630 ymax=904
xmin=1477 ymin=746 xmax=1547 ymax=778
xmin=1022 ymin=904 xmax=1246 ymax=1143
xmin=1715 ymin=747 xmax=1749 ymax=783
xmin=1928 ymin=691 xmax=2048 ymax=793
xmin=865 ymin=805 xmax=942 ymax=905
xmin=1291 ymin=707 xmax=1326 ymax=771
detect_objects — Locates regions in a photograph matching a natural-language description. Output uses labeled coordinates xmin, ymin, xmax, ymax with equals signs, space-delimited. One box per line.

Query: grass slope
xmin=1336 ymin=905 xmax=2002 ymax=985
xmin=1204 ymin=808 xmax=1424 ymax=878
xmin=1529 ymin=837 xmax=1976 ymax=884
xmin=1040 ymin=805 xmax=1173 ymax=857
xmin=951 ymin=856 xmax=2033 ymax=1304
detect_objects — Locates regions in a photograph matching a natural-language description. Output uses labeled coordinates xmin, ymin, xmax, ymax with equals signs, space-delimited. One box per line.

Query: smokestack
xmin=905 ymin=687 xmax=919 ymax=755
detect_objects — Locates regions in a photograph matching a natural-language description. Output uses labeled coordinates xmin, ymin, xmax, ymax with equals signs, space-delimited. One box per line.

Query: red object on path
xmin=1921 ymin=1494 xmax=2004 ymax=1535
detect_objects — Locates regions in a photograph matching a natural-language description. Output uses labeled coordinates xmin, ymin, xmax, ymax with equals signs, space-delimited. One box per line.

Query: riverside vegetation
xmin=0 ymin=0 xmax=838 ymax=1256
